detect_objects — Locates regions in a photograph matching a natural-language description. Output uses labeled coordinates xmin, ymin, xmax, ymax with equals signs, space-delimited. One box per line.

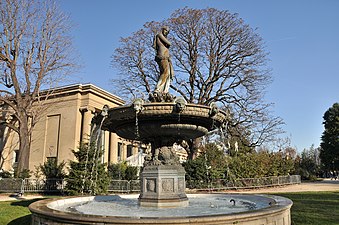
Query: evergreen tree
xmin=66 ymin=142 xmax=110 ymax=195
xmin=295 ymin=146 xmax=320 ymax=180
xmin=39 ymin=158 xmax=66 ymax=179
xmin=320 ymin=103 xmax=339 ymax=171
xmin=39 ymin=158 xmax=66 ymax=191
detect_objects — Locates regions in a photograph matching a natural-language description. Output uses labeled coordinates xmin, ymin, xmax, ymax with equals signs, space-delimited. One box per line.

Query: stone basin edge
xmin=29 ymin=194 xmax=292 ymax=224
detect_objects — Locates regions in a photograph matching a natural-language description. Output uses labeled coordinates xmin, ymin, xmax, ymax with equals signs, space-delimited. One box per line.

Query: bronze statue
xmin=150 ymin=26 xmax=174 ymax=102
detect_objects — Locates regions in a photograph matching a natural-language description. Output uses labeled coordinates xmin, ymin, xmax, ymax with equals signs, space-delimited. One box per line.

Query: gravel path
xmin=1 ymin=179 xmax=338 ymax=201
xmin=223 ymin=179 xmax=339 ymax=194
xmin=0 ymin=193 xmax=45 ymax=202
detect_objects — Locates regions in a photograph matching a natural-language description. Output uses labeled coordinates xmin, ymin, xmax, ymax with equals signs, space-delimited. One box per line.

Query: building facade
xmin=0 ymin=84 xmax=143 ymax=175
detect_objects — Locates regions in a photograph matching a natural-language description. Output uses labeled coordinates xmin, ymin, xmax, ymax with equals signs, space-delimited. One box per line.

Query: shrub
xmin=108 ymin=162 xmax=139 ymax=181
xmin=39 ymin=158 xmax=66 ymax=179
xmin=0 ymin=170 xmax=13 ymax=178
xmin=66 ymin=142 xmax=110 ymax=195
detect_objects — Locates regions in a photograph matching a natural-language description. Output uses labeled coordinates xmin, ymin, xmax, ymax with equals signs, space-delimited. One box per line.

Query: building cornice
xmin=40 ymin=83 xmax=125 ymax=106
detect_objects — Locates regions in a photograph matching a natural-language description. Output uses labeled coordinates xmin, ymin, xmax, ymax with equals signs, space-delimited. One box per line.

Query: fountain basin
xmin=29 ymin=194 xmax=292 ymax=225
xmin=102 ymin=102 xmax=227 ymax=141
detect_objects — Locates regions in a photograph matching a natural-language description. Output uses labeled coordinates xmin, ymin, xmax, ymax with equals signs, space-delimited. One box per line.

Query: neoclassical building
xmin=0 ymin=84 xmax=144 ymax=174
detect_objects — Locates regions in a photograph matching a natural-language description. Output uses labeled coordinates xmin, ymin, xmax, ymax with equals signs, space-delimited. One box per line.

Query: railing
xmin=108 ymin=180 xmax=140 ymax=193
xmin=0 ymin=175 xmax=301 ymax=194
xmin=0 ymin=178 xmax=23 ymax=193
xmin=0 ymin=178 xmax=66 ymax=194
xmin=186 ymin=175 xmax=301 ymax=190
xmin=21 ymin=179 xmax=66 ymax=193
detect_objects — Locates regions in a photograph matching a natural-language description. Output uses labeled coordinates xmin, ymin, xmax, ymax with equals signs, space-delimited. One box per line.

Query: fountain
xmin=29 ymin=26 xmax=292 ymax=224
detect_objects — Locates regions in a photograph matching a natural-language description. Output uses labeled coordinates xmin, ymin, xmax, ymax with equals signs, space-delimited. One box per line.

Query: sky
xmin=59 ymin=0 xmax=339 ymax=152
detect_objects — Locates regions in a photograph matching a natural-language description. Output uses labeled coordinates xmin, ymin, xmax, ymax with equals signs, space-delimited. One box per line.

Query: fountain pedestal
xmin=139 ymin=165 xmax=188 ymax=207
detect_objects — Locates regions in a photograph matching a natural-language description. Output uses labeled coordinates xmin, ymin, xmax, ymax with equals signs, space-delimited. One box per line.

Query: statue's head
xmin=161 ymin=26 xmax=170 ymax=35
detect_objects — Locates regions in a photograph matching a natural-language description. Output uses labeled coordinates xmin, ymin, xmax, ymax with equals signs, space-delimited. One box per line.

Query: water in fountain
xmin=50 ymin=194 xmax=273 ymax=217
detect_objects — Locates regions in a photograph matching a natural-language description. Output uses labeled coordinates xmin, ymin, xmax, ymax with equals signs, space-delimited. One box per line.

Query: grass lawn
xmin=278 ymin=191 xmax=339 ymax=225
xmin=0 ymin=198 xmax=44 ymax=225
xmin=0 ymin=192 xmax=338 ymax=225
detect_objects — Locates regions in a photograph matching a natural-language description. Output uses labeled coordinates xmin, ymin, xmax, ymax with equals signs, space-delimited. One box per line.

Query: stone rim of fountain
xmin=29 ymin=193 xmax=293 ymax=225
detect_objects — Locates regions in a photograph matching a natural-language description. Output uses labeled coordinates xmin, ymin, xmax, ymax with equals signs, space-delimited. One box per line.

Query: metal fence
xmin=108 ymin=180 xmax=140 ymax=193
xmin=0 ymin=178 xmax=23 ymax=193
xmin=21 ymin=179 xmax=66 ymax=193
xmin=186 ymin=175 xmax=301 ymax=190
xmin=0 ymin=178 xmax=66 ymax=194
xmin=0 ymin=175 xmax=300 ymax=194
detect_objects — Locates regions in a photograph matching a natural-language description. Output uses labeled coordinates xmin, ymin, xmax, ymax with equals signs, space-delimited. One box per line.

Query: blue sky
xmin=59 ymin=0 xmax=339 ymax=152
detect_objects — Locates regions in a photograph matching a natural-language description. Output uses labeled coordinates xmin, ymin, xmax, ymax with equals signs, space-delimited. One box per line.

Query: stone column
xmin=82 ymin=107 xmax=93 ymax=142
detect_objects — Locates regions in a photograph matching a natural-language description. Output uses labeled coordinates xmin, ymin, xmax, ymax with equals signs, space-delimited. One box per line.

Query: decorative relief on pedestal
xmin=178 ymin=178 xmax=185 ymax=192
xmin=146 ymin=179 xmax=156 ymax=192
xmin=162 ymin=178 xmax=174 ymax=192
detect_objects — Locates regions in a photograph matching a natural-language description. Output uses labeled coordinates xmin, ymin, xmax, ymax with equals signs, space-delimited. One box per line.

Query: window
xmin=14 ymin=150 xmax=19 ymax=163
xmin=12 ymin=150 xmax=19 ymax=167
xmin=127 ymin=145 xmax=133 ymax=158
xmin=117 ymin=142 xmax=122 ymax=161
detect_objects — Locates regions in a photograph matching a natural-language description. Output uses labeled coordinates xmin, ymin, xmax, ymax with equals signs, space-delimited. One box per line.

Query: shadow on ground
xmin=8 ymin=198 xmax=45 ymax=225
xmin=8 ymin=214 xmax=31 ymax=225
xmin=10 ymin=198 xmax=44 ymax=207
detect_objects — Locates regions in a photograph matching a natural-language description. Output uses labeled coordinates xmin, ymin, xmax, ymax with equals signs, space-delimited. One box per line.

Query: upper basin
xmin=102 ymin=102 xmax=227 ymax=141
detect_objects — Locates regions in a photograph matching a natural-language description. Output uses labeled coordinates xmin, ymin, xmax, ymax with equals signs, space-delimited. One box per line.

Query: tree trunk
xmin=17 ymin=118 xmax=31 ymax=174
xmin=185 ymin=138 xmax=201 ymax=160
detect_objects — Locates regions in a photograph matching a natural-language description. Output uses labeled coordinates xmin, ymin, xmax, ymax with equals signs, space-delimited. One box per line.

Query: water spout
xmin=133 ymin=98 xmax=144 ymax=113
xmin=209 ymin=102 xmax=219 ymax=117
xmin=174 ymin=97 xmax=187 ymax=113
xmin=132 ymin=99 xmax=144 ymax=139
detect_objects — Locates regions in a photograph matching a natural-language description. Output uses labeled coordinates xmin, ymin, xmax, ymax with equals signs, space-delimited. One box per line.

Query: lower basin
xmin=29 ymin=194 xmax=292 ymax=225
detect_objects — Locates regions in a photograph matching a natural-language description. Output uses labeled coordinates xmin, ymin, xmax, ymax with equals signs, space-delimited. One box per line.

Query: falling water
xmin=177 ymin=111 xmax=181 ymax=137
xmin=81 ymin=106 xmax=108 ymax=195
xmin=219 ymin=127 xmax=228 ymax=155
xmin=218 ymin=127 xmax=235 ymax=183
xmin=135 ymin=111 xmax=140 ymax=139
xmin=89 ymin=116 xmax=107 ymax=195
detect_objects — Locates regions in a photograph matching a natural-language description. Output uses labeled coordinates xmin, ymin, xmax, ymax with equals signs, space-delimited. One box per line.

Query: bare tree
xmin=0 ymin=0 xmax=76 ymax=173
xmin=111 ymin=8 xmax=283 ymax=149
